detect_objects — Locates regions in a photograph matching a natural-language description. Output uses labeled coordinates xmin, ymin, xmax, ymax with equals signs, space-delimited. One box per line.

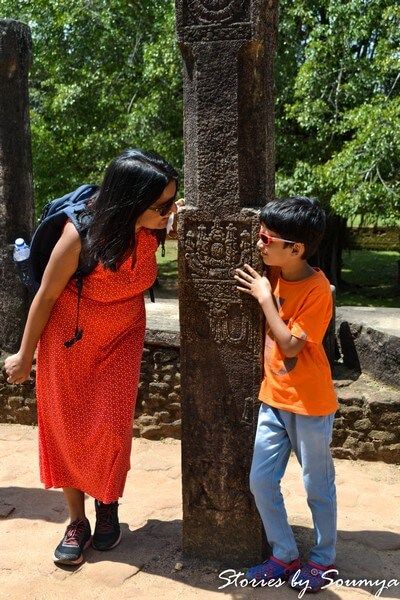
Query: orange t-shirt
xmin=258 ymin=267 xmax=338 ymax=416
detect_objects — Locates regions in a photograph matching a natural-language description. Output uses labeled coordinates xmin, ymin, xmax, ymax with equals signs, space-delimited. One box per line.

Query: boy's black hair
xmin=259 ymin=196 xmax=326 ymax=260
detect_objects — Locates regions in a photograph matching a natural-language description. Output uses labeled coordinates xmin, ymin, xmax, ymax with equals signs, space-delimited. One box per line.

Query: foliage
xmin=0 ymin=0 xmax=398 ymax=229
xmin=275 ymin=0 xmax=400 ymax=225
xmin=0 ymin=0 xmax=182 ymax=210
xmin=337 ymin=249 xmax=400 ymax=307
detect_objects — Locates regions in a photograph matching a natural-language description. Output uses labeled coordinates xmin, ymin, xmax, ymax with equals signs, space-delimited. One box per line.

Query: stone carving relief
xmin=185 ymin=218 xmax=254 ymax=349
xmin=206 ymin=298 xmax=250 ymax=347
xmin=186 ymin=0 xmax=247 ymax=25
xmin=185 ymin=217 xmax=252 ymax=279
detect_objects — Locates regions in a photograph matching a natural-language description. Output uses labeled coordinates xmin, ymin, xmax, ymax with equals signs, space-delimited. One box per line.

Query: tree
xmin=0 ymin=0 xmax=183 ymax=210
xmin=275 ymin=0 xmax=399 ymax=284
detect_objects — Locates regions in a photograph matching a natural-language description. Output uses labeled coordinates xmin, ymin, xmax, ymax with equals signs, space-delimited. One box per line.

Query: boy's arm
xmin=235 ymin=264 xmax=306 ymax=358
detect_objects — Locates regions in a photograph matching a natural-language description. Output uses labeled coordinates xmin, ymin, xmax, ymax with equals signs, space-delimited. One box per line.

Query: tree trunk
xmin=0 ymin=19 xmax=34 ymax=352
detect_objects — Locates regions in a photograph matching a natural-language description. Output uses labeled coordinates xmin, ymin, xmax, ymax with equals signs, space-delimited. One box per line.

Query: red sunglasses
xmin=258 ymin=231 xmax=298 ymax=246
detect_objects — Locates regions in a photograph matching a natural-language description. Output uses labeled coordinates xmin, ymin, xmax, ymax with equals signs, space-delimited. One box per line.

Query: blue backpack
xmin=30 ymin=184 xmax=99 ymax=290
xmin=28 ymin=184 xmax=99 ymax=347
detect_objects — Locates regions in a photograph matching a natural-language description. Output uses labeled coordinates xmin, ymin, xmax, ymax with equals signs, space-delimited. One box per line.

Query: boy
xmin=235 ymin=196 xmax=338 ymax=594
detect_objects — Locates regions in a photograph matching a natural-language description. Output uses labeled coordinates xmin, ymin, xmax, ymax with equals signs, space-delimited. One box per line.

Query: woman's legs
xmin=54 ymin=488 xmax=91 ymax=565
xmin=60 ymin=488 xmax=121 ymax=551
xmin=62 ymin=487 xmax=86 ymax=521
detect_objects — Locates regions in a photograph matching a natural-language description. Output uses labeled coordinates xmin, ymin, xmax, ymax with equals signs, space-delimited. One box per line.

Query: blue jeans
xmin=250 ymin=403 xmax=337 ymax=566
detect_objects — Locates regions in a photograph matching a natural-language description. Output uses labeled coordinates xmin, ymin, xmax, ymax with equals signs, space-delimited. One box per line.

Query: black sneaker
xmin=92 ymin=500 xmax=121 ymax=551
xmin=53 ymin=518 xmax=92 ymax=565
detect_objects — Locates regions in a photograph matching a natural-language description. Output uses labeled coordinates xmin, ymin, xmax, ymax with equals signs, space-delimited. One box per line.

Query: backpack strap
xmin=64 ymin=276 xmax=84 ymax=348
xmin=61 ymin=198 xmax=97 ymax=347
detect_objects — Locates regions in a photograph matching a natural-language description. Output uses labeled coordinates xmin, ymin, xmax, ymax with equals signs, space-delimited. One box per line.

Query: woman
xmin=5 ymin=149 xmax=180 ymax=565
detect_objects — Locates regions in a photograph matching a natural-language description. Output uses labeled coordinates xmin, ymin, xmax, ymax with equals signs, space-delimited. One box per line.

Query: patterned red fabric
xmin=36 ymin=228 xmax=158 ymax=503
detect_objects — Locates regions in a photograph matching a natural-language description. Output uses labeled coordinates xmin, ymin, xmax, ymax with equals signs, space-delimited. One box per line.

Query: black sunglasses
xmin=149 ymin=199 xmax=175 ymax=216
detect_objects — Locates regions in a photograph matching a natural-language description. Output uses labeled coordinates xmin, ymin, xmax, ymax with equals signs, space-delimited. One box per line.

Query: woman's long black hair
xmin=84 ymin=149 xmax=178 ymax=271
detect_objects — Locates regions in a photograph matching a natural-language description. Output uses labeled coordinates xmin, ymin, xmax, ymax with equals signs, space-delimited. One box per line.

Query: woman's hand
xmin=168 ymin=198 xmax=185 ymax=238
xmin=4 ymin=352 xmax=33 ymax=384
xmin=234 ymin=264 xmax=272 ymax=305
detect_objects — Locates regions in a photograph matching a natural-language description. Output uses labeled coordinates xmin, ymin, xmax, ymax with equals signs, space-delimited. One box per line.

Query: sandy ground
xmin=0 ymin=424 xmax=399 ymax=600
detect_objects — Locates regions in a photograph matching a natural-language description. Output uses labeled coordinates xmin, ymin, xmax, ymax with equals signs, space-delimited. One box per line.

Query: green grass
xmin=347 ymin=216 xmax=400 ymax=228
xmin=337 ymin=250 xmax=400 ymax=308
xmin=156 ymin=241 xmax=400 ymax=308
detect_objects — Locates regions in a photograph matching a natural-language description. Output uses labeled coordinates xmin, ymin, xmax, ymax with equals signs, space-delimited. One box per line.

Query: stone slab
xmin=336 ymin=306 xmax=400 ymax=338
xmin=145 ymin=298 xmax=180 ymax=334
xmin=146 ymin=302 xmax=400 ymax=339
xmin=336 ymin=307 xmax=400 ymax=389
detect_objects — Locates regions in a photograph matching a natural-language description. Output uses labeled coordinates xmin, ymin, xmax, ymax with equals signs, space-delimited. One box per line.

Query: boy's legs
xmin=282 ymin=410 xmax=337 ymax=566
xmin=249 ymin=403 xmax=299 ymax=563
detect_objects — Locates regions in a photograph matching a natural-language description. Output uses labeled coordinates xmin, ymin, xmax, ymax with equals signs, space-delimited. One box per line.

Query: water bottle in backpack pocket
xmin=13 ymin=238 xmax=38 ymax=295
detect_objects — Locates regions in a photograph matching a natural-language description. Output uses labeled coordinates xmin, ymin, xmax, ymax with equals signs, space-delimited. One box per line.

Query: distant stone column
xmin=175 ymin=1 xmax=278 ymax=565
xmin=0 ymin=20 xmax=34 ymax=352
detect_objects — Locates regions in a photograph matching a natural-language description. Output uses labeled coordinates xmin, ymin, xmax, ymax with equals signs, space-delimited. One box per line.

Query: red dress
xmin=36 ymin=228 xmax=158 ymax=503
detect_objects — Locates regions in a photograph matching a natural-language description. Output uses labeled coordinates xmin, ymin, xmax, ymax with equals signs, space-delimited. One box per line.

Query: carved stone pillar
xmin=0 ymin=20 xmax=34 ymax=352
xmin=175 ymin=0 xmax=278 ymax=565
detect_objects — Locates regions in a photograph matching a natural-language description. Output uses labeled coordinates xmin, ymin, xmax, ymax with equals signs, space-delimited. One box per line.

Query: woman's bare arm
xmin=5 ymin=223 xmax=82 ymax=383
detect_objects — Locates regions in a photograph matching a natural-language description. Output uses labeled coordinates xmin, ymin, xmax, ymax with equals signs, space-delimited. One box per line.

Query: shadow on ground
xmin=47 ymin=517 xmax=400 ymax=599
xmin=0 ymin=486 xmax=66 ymax=521
xmin=1 ymin=485 xmax=399 ymax=598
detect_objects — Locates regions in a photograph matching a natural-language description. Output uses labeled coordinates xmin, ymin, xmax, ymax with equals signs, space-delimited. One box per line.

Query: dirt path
xmin=1 ymin=424 xmax=399 ymax=600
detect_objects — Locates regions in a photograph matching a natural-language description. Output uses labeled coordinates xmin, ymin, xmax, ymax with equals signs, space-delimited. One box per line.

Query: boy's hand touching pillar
xmin=235 ymin=264 xmax=306 ymax=358
xmin=234 ymin=264 xmax=271 ymax=305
